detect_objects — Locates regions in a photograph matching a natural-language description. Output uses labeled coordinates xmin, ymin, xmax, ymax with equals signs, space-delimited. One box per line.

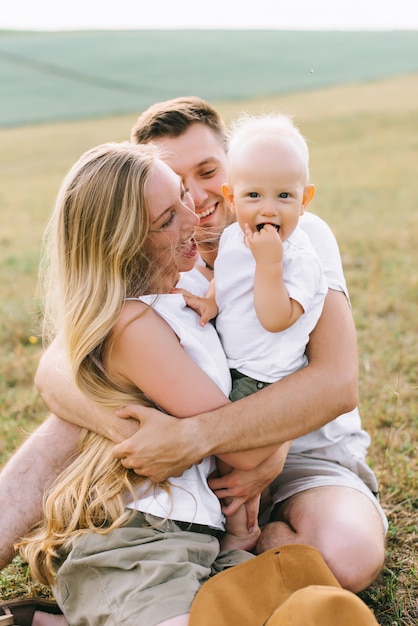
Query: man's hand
xmin=113 ymin=404 xmax=202 ymax=482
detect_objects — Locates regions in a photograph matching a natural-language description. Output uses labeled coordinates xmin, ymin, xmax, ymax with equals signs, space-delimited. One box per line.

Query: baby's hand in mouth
xmin=256 ymin=223 xmax=280 ymax=232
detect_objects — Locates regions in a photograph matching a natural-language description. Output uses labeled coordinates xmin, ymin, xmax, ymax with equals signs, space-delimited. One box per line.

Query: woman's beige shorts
xmin=53 ymin=515 xmax=253 ymax=626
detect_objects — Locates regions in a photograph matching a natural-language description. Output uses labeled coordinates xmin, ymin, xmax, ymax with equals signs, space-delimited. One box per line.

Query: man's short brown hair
xmin=130 ymin=96 xmax=227 ymax=147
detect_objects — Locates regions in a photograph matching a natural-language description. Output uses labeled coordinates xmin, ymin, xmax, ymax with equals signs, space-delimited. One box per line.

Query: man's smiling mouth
xmin=197 ymin=204 xmax=217 ymax=220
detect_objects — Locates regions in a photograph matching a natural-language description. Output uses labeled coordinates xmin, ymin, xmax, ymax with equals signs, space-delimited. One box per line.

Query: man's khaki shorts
xmin=261 ymin=449 xmax=388 ymax=531
xmin=53 ymin=513 xmax=253 ymax=626
xmin=231 ymin=371 xmax=387 ymax=532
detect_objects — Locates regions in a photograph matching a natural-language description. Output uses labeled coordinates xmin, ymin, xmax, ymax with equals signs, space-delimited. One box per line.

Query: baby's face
xmin=226 ymin=142 xmax=308 ymax=242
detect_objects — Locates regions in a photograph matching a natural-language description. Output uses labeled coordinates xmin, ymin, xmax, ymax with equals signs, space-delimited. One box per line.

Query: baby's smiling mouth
xmin=256 ymin=223 xmax=280 ymax=232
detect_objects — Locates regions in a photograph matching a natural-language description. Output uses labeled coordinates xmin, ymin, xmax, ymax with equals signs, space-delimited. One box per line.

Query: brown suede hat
xmin=189 ymin=544 xmax=379 ymax=626
xmin=265 ymin=585 xmax=379 ymax=625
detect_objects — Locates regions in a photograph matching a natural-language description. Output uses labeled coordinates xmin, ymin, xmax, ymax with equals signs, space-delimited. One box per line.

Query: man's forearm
xmin=0 ymin=415 xmax=81 ymax=570
xmin=192 ymin=364 xmax=343 ymax=458
xmin=39 ymin=384 xmax=139 ymax=444
xmin=35 ymin=338 xmax=139 ymax=443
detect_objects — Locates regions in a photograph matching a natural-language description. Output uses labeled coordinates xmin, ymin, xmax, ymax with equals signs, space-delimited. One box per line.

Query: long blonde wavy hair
xmin=18 ymin=142 xmax=176 ymax=585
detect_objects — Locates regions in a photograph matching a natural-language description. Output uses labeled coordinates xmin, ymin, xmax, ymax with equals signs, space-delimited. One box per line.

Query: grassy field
xmin=0 ymin=74 xmax=417 ymax=623
xmin=1 ymin=30 xmax=418 ymax=126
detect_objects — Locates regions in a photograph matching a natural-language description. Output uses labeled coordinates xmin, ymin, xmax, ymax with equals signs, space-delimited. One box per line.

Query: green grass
xmin=1 ymin=30 xmax=418 ymax=126
xmin=0 ymin=75 xmax=417 ymax=623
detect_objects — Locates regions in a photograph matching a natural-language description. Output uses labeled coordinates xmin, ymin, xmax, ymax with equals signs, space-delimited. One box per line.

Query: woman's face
xmin=152 ymin=123 xmax=232 ymax=250
xmin=146 ymin=159 xmax=199 ymax=288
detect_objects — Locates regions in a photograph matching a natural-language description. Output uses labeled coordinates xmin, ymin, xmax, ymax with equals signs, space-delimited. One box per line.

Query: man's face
xmin=152 ymin=123 xmax=233 ymax=250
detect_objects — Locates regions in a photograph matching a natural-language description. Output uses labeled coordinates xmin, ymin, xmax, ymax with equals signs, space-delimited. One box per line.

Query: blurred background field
xmin=0 ymin=29 xmax=417 ymax=625
xmin=1 ymin=29 xmax=418 ymax=126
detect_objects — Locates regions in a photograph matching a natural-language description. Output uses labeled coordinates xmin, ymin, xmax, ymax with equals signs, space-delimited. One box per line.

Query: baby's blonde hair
xmin=18 ymin=142 xmax=174 ymax=585
xmin=227 ymin=112 xmax=310 ymax=184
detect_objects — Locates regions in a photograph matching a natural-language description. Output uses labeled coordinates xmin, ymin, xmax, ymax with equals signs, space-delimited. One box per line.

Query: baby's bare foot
xmin=221 ymin=527 xmax=261 ymax=552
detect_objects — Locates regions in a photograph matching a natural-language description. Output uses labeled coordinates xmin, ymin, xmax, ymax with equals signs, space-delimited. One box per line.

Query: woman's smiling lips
xmin=179 ymin=236 xmax=198 ymax=258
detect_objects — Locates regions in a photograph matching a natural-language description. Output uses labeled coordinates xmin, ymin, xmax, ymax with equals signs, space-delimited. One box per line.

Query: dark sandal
xmin=0 ymin=598 xmax=62 ymax=626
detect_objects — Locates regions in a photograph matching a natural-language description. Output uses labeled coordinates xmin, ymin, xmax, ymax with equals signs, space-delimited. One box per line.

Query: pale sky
xmin=2 ymin=0 xmax=418 ymax=31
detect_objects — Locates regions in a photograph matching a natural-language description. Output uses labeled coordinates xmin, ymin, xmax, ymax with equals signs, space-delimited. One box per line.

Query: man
xmin=1 ymin=97 xmax=386 ymax=593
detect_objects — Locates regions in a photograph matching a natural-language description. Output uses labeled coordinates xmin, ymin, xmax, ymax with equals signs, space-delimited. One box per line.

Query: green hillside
xmin=1 ymin=29 xmax=418 ymax=127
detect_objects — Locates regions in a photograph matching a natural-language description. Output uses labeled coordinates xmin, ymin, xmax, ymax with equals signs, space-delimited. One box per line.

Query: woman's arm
xmin=110 ymin=301 xmax=278 ymax=470
xmin=114 ymin=288 xmax=359 ymax=482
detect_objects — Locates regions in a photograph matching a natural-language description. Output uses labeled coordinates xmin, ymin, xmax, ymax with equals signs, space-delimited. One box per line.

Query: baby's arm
xmin=172 ymin=279 xmax=218 ymax=327
xmin=216 ymin=440 xmax=292 ymax=551
xmin=245 ymin=224 xmax=303 ymax=332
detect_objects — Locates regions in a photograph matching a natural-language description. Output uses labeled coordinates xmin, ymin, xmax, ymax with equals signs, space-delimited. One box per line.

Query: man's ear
xmin=301 ymin=184 xmax=315 ymax=215
xmin=222 ymin=183 xmax=236 ymax=213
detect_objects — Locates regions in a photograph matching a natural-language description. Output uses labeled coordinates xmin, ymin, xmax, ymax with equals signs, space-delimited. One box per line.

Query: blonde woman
xmin=17 ymin=141 xmax=283 ymax=626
